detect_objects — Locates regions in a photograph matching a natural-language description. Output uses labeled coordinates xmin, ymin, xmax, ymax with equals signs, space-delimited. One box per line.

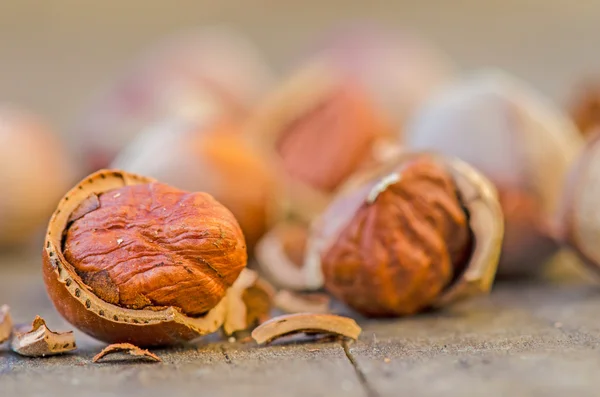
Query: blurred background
xmin=1 ymin=0 xmax=599 ymax=134
xmin=1 ymin=0 xmax=599 ymax=284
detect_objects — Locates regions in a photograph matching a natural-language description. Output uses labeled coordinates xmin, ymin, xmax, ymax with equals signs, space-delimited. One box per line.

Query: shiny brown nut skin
xmin=305 ymin=152 xmax=503 ymax=317
xmin=406 ymin=72 xmax=582 ymax=277
xmin=43 ymin=169 xmax=246 ymax=346
xmin=248 ymin=63 xmax=395 ymax=221
xmin=113 ymin=120 xmax=281 ymax=254
xmin=557 ymin=134 xmax=600 ymax=272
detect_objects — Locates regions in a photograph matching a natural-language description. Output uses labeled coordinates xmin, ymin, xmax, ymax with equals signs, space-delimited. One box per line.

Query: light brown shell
xmin=304 ymin=151 xmax=504 ymax=308
xmin=0 ymin=305 xmax=12 ymax=343
xmin=10 ymin=316 xmax=76 ymax=357
xmin=43 ymin=169 xmax=228 ymax=347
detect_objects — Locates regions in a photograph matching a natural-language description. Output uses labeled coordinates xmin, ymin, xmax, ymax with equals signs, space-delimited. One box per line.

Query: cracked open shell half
xmin=304 ymin=152 xmax=504 ymax=316
xmin=43 ymin=169 xmax=233 ymax=347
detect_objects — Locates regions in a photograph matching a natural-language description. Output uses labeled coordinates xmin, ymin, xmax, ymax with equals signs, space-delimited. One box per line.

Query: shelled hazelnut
xmin=0 ymin=106 xmax=73 ymax=247
xmin=43 ymin=169 xmax=266 ymax=346
xmin=74 ymin=27 xmax=273 ymax=173
xmin=304 ymin=152 xmax=503 ymax=317
xmin=406 ymin=72 xmax=583 ymax=277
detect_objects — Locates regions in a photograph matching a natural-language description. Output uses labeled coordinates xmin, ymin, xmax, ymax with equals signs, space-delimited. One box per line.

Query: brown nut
xmin=406 ymin=72 xmax=582 ymax=277
xmin=248 ymin=63 xmax=395 ymax=221
xmin=0 ymin=107 xmax=74 ymax=247
xmin=74 ymin=27 xmax=272 ymax=173
xmin=11 ymin=316 xmax=76 ymax=357
xmin=251 ymin=313 xmax=361 ymax=345
xmin=43 ymin=169 xmax=247 ymax=346
xmin=305 ymin=152 xmax=503 ymax=317
xmin=113 ymin=120 xmax=281 ymax=254
xmin=557 ymin=134 xmax=600 ymax=272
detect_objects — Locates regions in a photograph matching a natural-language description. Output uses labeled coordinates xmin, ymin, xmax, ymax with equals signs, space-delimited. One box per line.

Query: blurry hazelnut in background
xmin=112 ymin=117 xmax=280 ymax=254
xmin=303 ymin=152 xmax=503 ymax=316
xmin=557 ymin=133 xmax=600 ymax=274
xmin=568 ymin=80 xmax=600 ymax=137
xmin=249 ymin=64 xmax=395 ymax=289
xmin=74 ymin=26 xmax=274 ymax=173
xmin=305 ymin=23 xmax=454 ymax=133
xmin=0 ymin=106 xmax=74 ymax=248
xmin=405 ymin=71 xmax=583 ymax=277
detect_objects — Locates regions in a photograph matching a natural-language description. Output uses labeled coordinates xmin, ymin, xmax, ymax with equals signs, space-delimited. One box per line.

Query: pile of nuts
xmin=2 ymin=25 xmax=600 ymax=357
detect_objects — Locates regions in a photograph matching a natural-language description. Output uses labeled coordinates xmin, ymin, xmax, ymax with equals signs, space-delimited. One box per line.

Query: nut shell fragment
xmin=10 ymin=316 xmax=76 ymax=357
xmin=274 ymin=291 xmax=331 ymax=314
xmin=92 ymin=343 xmax=162 ymax=363
xmin=43 ymin=169 xmax=234 ymax=347
xmin=0 ymin=305 xmax=12 ymax=343
xmin=251 ymin=313 xmax=361 ymax=345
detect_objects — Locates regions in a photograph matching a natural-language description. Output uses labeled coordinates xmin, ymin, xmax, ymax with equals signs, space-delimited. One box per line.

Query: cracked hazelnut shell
xmin=248 ymin=63 xmax=395 ymax=221
xmin=43 ymin=169 xmax=247 ymax=346
xmin=406 ymin=72 xmax=582 ymax=277
xmin=305 ymin=152 xmax=503 ymax=317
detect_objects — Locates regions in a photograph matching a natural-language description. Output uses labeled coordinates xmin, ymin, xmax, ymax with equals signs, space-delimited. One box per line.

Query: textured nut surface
xmin=320 ymin=158 xmax=472 ymax=317
xmin=63 ymin=182 xmax=247 ymax=316
xmin=43 ymin=170 xmax=242 ymax=346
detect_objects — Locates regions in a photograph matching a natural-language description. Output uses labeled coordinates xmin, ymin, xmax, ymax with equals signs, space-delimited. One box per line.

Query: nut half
xmin=43 ymin=169 xmax=242 ymax=347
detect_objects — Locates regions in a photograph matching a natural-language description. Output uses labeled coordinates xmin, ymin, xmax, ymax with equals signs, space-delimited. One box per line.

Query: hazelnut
xmin=43 ymin=169 xmax=248 ymax=346
xmin=112 ymin=120 xmax=281 ymax=253
xmin=304 ymin=152 xmax=503 ymax=317
xmin=557 ymin=133 xmax=600 ymax=271
xmin=248 ymin=63 xmax=395 ymax=222
xmin=406 ymin=72 xmax=582 ymax=277
xmin=0 ymin=107 xmax=74 ymax=247
xmin=74 ymin=27 xmax=272 ymax=172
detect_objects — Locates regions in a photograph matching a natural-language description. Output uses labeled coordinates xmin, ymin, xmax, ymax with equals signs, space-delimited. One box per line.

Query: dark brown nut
xmin=0 ymin=305 xmax=12 ymax=343
xmin=0 ymin=107 xmax=74 ymax=247
xmin=113 ymin=121 xmax=281 ymax=254
xmin=248 ymin=63 xmax=395 ymax=221
xmin=305 ymin=152 xmax=503 ymax=317
xmin=251 ymin=313 xmax=361 ymax=345
xmin=557 ymin=134 xmax=600 ymax=271
xmin=43 ymin=169 xmax=247 ymax=346
xmin=92 ymin=343 xmax=161 ymax=363
xmin=568 ymin=80 xmax=600 ymax=137
xmin=406 ymin=72 xmax=582 ymax=277
xmin=74 ymin=27 xmax=273 ymax=173
xmin=11 ymin=316 xmax=76 ymax=357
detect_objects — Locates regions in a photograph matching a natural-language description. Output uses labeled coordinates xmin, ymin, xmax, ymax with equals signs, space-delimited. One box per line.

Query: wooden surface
xmin=1 ymin=251 xmax=600 ymax=396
